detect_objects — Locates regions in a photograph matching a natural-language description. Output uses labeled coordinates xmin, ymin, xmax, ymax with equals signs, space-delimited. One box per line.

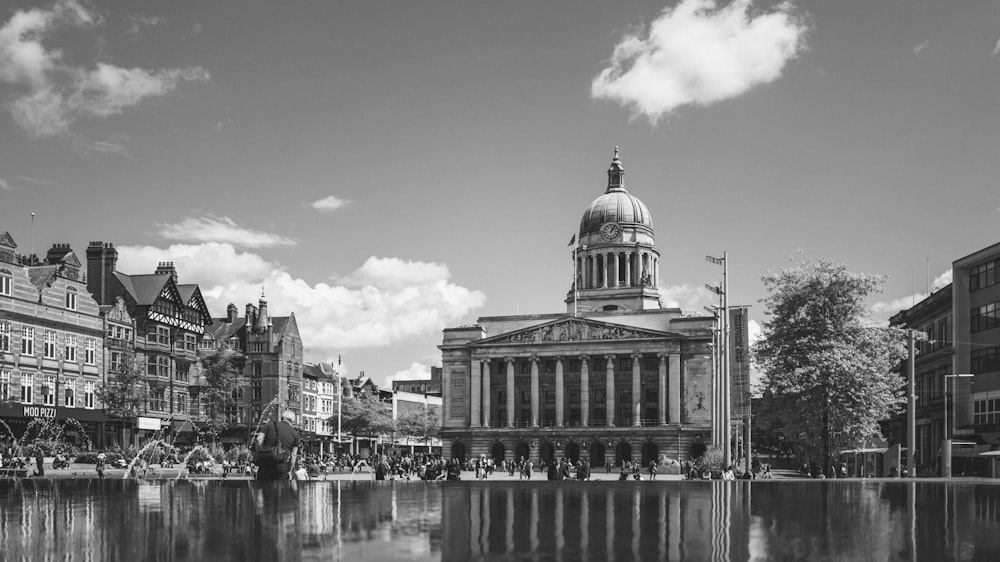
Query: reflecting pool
xmin=1 ymin=479 xmax=999 ymax=561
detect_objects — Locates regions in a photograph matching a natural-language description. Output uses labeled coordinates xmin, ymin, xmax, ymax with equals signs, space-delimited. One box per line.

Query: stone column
xmin=632 ymin=354 xmax=642 ymax=427
xmin=530 ymin=356 xmax=540 ymax=427
xmin=602 ymin=254 xmax=609 ymax=288
xmin=506 ymin=358 xmax=515 ymax=427
xmin=658 ymin=354 xmax=668 ymax=425
xmin=591 ymin=254 xmax=598 ymax=290
xmin=555 ymin=357 xmax=565 ymax=427
xmin=580 ymin=356 xmax=590 ymax=427
xmin=668 ymin=354 xmax=681 ymax=423
xmin=470 ymin=359 xmax=481 ymax=428
xmin=482 ymin=360 xmax=491 ymax=428
xmin=606 ymin=355 xmax=615 ymax=427
xmin=613 ymin=253 xmax=620 ymax=287
xmin=442 ymin=366 xmax=451 ymax=422
xmin=624 ymin=253 xmax=631 ymax=287
xmin=653 ymin=256 xmax=659 ymax=288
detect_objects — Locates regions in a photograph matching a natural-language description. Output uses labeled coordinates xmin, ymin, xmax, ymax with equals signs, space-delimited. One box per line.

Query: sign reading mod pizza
xmin=23 ymin=406 xmax=57 ymax=419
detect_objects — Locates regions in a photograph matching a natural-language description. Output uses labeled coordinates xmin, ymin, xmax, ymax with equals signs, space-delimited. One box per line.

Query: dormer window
xmin=65 ymin=286 xmax=77 ymax=310
xmin=0 ymin=269 xmax=11 ymax=296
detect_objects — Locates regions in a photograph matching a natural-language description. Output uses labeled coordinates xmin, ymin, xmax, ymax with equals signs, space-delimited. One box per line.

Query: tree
xmin=96 ymin=351 xmax=147 ymax=446
xmin=396 ymin=406 xmax=441 ymax=447
xmin=752 ymin=257 xmax=910 ymax=472
xmin=197 ymin=349 xmax=245 ymax=440
xmin=335 ymin=394 xmax=394 ymax=453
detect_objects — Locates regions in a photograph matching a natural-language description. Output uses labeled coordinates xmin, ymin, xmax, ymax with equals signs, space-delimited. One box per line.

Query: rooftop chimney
xmin=86 ymin=241 xmax=118 ymax=305
xmin=154 ymin=261 xmax=178 ymax=284
xmin=226 ymin=303 xmax=238 ymax=323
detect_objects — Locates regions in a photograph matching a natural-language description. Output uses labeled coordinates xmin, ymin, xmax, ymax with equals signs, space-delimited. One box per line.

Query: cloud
xmin=116 ymin=243 xmax=486 ymax=361
xmin=155 ymin=214 xmax=298 ymax=248
xmin=124 ymin=14 xmax=165 ymax=37
xmin=309 ymin=195 xmax=349 ymax=212
xmin=0 ymin=0 xmax=208 ymax=138
xmin=869 ymin=269 xmax=953 ymax=321
xmin=592 ymin=0 xmax=807 ymax=122
xmin=15 ymin=175 xmax=50 ymax=185
xmin=913 ymin=41 xmax=928 ymax=54
xmin=384 ymin=362 xmax=434 ymax=387
xmin=993 ymin=37 xmax=1000 ymax=57
xmin=658 ymin=283 xmax=715 ymax=312
xmin=0 ymin=177 xmax=10 ymax=191
xmin=212 ymin=117 xmax=233 ymax=133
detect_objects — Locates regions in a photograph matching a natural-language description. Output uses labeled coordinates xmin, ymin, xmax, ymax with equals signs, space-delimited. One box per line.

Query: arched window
xmin=65 ymin=286 xmax=77 ymax=310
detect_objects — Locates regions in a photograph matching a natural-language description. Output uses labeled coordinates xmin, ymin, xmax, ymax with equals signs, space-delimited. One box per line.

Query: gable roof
xmin=115 ymin=273 xmax=172 ymax=305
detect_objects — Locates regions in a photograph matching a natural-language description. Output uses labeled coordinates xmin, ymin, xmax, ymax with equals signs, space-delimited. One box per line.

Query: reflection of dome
xmin=579 ymin=148 xmax=653 ymax=237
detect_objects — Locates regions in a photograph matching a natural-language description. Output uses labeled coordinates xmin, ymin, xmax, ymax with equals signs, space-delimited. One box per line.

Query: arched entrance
xmin=616 ymin=441 xmax=632 ymax=466
xmin=515 ymin=441 xmax=530 ymax=463
xmin=566 ymin=441 xmax=580 ymax=463
xmin=641 ymin=441 xmax=659 ymax=465
xmin=590 ymin=441 xmax=606 ymax=466
xmin=690 ymin=441 xmax=707 ymax=461
xmin=491 ymin=442 xmax=506 ymax=465
xmin=540 ymin=441 xmax=555 ymax=465
xmin=451 ymin=441 xmax=466 ymax=464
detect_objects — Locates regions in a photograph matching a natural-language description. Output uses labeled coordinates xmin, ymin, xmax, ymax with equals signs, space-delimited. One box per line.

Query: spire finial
xmin=260 ymin=286 xmax=265 ymax=300
xmin=614 ymin=146 xmax=619 ymax=159
xmin=607 ymin=145 xmax=625 ymax=191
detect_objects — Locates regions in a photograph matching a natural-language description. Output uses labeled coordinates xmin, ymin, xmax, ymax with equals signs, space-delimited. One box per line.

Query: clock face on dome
xmin=601 ymin=222 xmax=621 ymax=241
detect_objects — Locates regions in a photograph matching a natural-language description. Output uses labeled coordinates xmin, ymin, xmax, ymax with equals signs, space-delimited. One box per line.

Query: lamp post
xmin=942 ymin=373 xmax=973 ymax=477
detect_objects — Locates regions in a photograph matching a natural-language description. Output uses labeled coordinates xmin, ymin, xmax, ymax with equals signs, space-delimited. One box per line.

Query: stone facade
xmin=440 ymin=150 xmax=715 ymax=467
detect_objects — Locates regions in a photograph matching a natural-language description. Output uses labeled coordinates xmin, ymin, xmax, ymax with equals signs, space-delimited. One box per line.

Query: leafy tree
xmin=335 ymin=394 xmax=394 ymax=448
xmin=396 ymin=406 xmax=441 ymax=445
xmin=96 ymin=351 xmax=147 ymax=446
xmin=196 ymin=349 xmax=246 ymax=440
xmin=752 ymin=257 xmax=910 ymax=473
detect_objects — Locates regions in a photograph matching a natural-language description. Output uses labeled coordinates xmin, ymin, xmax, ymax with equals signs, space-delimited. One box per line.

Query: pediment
xmin=61 ymin=251 xmax=81 ymax=267
xmin=0 ymin=231 xmax=16 ymax=249
xmin=480 ymin=317 xmax=674 ymax=345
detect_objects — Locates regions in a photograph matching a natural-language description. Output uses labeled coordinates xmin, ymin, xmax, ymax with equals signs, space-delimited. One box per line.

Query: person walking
xmin=254 ymin=409 xmax=300 ymax=481
xmin=95 ymin=451 xmax=106 ymax=479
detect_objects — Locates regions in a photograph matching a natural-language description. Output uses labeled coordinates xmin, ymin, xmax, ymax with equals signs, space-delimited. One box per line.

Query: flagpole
xmin=573 ymin=244 xmax=578 ymax=317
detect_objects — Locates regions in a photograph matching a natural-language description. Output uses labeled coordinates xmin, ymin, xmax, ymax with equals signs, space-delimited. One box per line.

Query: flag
xmin=568 ymin=234 xmax=576 ymax=246
xmin=706 ymin=255 xmax=723 ymax=265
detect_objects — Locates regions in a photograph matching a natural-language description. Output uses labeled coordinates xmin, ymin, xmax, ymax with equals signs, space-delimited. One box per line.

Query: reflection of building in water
xmin=440 ymin=482 xmax=751 ymax=561
xmin=440 ymin=150 xmax=724 ymax=467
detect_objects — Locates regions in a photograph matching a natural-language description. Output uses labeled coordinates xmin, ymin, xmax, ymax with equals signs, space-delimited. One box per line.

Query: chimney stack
xmin=86 ymin=241 xmax=118 ymax=305
xmin=226 ymin=303 xmax=238 ymax=323
xmin=154 ymin=261 xmax=178 ymax=284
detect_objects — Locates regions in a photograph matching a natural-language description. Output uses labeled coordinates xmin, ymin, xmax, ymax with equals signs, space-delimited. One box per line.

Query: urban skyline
xmin=2 ymin=0 xmax=999 ymax=386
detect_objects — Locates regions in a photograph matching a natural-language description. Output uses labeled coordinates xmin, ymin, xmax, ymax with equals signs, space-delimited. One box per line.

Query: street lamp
xmin=942 ymin=373 xmax=974 ymax=477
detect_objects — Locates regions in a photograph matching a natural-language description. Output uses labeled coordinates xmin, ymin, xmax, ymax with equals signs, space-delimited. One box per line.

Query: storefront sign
xmin=22 ymin=406 xmax=56 ymax=419
xmin=137 ymin=417 xmax=161 ymax=430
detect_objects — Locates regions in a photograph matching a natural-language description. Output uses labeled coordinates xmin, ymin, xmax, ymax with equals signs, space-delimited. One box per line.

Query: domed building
xmin=439 ymin=149 xmax=718 ymax=470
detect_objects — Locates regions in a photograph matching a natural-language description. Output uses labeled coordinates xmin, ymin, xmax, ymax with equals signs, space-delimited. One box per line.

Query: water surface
xmin=1 ymin=479 xmax=998 ymax=561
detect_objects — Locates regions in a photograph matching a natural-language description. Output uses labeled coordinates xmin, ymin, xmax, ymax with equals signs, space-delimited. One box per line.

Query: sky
xmin=2 ymin=0 xmax=999 ymax=386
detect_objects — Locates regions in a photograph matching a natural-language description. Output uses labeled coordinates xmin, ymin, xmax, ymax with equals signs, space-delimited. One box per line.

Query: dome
xmin=578 ymin=147 xmax=653 ymax=237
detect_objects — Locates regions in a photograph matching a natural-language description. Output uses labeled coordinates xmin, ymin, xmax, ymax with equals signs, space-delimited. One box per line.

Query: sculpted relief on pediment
xmin=487 ymin=319 xmax=663 ymax=345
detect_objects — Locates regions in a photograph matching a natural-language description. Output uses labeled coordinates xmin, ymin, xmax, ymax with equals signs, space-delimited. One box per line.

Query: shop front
xmin=0 ymin=403 xmax=110 ymax=451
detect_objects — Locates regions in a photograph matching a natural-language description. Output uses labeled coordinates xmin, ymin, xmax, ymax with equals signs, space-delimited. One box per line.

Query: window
xmin=252 ymin=363 xmax=263 ymax=377
xmin=0 ymin=369 xmax=10 ymax=401
xmin=176 ymin=394 xmax=187 ymax=413
xmin=110 ymin=351 xmax=122 ymax=373
xmin=0 ymin=322 xmax=9 ymax=352
xmin=497 ymin=390 xmax=506 ymax=404
xmin=938 ymin=319 xmax=948 ymax=347
xmin=569 ymin=359 xmax=581 ymax=372
xmin=149 ymin=389 xmax=165 ymax=412
xmin=84 ymin=382 xmax=95 ymax=408
xmin=618 ymin=358 xmax=631 ymax=371
xmin=0 ymin=270 xmax=10 ymax=296
xmin=85 ymin=339 xmax=96 ymax=364
xmin=42 ymin=375 xmax=55 ymax=405
xmin=520 ymin=361 xmax=531 ymax=375
xmin=21 ymin=326 xmax=34 ymax=355
xmin=544 ymin=360 xmax=555 ymax=374
xmin=971 ymin=302 xmax=1000 ymax=333
xmin=970 ymin=259 xmax=998 ymax=292
xmin=157 ymin=356 xmax=170 ymax=377
xmin=159 ymin=326 xmax=170 ymax=345
xmin=594 ymin=388 xmax=606 ymax=403
xmin=644 ymin=356 xmax=658 ymax=371
xmin=645 ymin=388 xmax=657 ymax=403
xmin=971 ymin=347 xmax=1000 ymax=374
xmin=520 ymin=390 xmax=530 ymax=404
xmin=20 ymin=372 xmax=33 ymax=403
xmin=64 ymin=335 xmax=77 ymax=362
xmin=619 ymin=388 xmax=631 ymax=402
xmin=175 ymin=362 xmax=189 ymax=381
xmin=545 ymin=390 xmax=555 ymax=404
xmin=64 ymin=379 xmax=75 ymax=407
xmin=252 ymin=380 xmax=262 ymax=400
xmin=65 ymin=287 xmax=77 ymax=310
xmin=43 ymin=330 xmax=56 ymax=358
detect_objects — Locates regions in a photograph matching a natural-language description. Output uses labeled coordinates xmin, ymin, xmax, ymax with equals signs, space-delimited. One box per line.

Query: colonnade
xmin=576 ymin=249 xmax=658 ymax=290
xmin=468 ymin=353 xmax=681 ymax=428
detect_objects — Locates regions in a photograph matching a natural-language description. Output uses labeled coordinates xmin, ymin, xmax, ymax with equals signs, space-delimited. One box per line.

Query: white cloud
xmin=0 ymin=0 xmax=208 ymax=138
xmin=384 ymin=362 xmax=434 ymax=387
xmin=592 ymin=0 xmax=807 ymax=122
xmin=124 ymin=15 xmax=165 ymax=37
xmin=310 ymin=195 xmax=349 ymax=212
xmin=155 ymin=214 xmax=298 ymax=248
xmin=116 ymin=243 xmax=486 ymax=361
xmin=659 ymin=283 xmax=715 ymax=313
xmin=0 ymin=176 xmax=10 ymax=191
xmin=870 ymin=268 xmax=953 ymax=321
xmin=993 ymin=37 xmax=1000 ymax=57
xmin=913 ymin=41 xmax=928 ymax=54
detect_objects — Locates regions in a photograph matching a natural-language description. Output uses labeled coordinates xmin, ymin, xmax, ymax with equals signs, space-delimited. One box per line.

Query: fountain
xmin=123 ymin=439 xmax=171 ymax=479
